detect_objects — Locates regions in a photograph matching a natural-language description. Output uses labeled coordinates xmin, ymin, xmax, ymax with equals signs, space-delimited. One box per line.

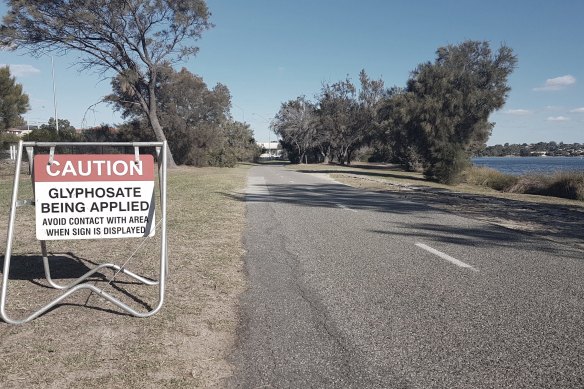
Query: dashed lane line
xmin=415 ymin=242 xmax=478 ymax=272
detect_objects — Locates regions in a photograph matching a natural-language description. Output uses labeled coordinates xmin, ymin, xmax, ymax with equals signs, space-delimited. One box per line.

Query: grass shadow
xmin=0 ymin=253 xmax=93 ymax=280
xmin=296 ymin=169 xmax=429 ymax=183
xmin=0 ymin=252 xmax=155 ymax=317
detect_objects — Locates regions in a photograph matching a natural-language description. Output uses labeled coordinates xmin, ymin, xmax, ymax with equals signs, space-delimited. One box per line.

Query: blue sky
xmin=1 ymin=0 xmax=583 ymax=145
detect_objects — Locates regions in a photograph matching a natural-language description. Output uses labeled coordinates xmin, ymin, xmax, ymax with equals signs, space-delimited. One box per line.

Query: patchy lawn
xmin=0 ymin=160 xmax=249 ymax=388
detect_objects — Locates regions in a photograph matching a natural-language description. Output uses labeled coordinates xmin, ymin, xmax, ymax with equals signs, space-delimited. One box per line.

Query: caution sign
xmin=34 ymin=154 xmax=156 ymax=240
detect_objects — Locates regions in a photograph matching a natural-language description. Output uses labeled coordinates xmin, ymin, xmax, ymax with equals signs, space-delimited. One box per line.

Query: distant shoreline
xmin=473 ymin=155 xmax=584 ymax=158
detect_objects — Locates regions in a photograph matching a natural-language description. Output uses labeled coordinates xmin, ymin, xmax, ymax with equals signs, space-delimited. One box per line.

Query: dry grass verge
xmin=508 ymin=171 xmax=584 ymax=201
xmin=0 ymin=161 xmax=249 ymax=388
xmin=292 ymin=163 xmax=584 ymax=205
xmin=465 ymin=166 xmax=584 ymax=201
xmin=463 ymin=166 xmax=519 ymax=191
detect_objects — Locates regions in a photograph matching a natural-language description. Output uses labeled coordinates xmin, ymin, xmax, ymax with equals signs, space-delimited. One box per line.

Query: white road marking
xmin=336 ymin=204 xmax=357 ymax=212
xmin=415 ymin=242 xmax=478 ymax=272
xmin=247 ymin=176 xmax=269 ymax=195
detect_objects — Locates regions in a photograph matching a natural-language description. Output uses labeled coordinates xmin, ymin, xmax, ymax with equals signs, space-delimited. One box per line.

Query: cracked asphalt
xmin=228 ymin=165 xmax=584 ymax=388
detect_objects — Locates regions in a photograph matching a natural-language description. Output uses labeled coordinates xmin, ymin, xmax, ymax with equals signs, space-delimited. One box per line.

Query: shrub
xmin=1 ymin=132 xmax=20 ymax=149
xmin=465 ymin=167 xmax=584 ymax=201
xmin=465 ymin=166 xmax=518 ymax=191
xmin=507 ymin=171 xmax=584 ymax=201
xmin=507 ymin=174 xmax=548 ymax=195
xmin=424 ymin=145 xmax=469 ymax=184
xmin=546 ymin=171 xmax=584 ymax=200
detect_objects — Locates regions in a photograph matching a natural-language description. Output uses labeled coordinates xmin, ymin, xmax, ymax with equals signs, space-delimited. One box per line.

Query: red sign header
xmin=34 ymin=154 xmax=155 ymax=182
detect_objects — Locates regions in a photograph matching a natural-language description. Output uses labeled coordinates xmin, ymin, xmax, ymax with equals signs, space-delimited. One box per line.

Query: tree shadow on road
xmin=369 ymin=222 xmax=584 ymax=261
xmin=296 ymin=169 xmax=429 ymax=183
xmin=221 ymin=178 xmax=584 ymax=260
xmin=223 ymin=182 xmax=431 ymax=215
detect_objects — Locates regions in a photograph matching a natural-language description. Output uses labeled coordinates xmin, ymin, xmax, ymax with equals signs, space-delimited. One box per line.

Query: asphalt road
xmin=228 ymin=165 xmax=584 ymax=388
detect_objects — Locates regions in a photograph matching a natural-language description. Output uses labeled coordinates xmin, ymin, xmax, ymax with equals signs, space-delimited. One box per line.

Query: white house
xmin=258 ymin=141 xmax=282 ymax=159
xmin=5 ymin=126 xmax=33 ymax=137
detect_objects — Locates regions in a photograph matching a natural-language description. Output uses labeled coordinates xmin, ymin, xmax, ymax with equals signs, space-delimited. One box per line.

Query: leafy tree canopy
xmin=403 ymin=41 xmax=517 ymax=183
xmin=108 ymin=65 xmax=232 ymax=165
xmin=271 ymin=96 xmax=317 ymax=164
xmin=23 ymin=117 xmax=78 ymax=142
xmin=0 ymin=65 xmax=29 ymax=131
xmin=1 ymin=0 xmax=212 ymax=167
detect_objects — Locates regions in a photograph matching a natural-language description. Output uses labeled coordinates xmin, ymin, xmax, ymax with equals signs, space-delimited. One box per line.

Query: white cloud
xmin=544 ymin=105 xmax=563 ymax=111
xmin=0 ymin=64 xmax=41 ymax=77
xmin=570 ymin=107 xmax=584 ymax=113
xmin=533 ymin=75 xmax=576 ymax=91
xmin=505 ymin=109 xmax=532 ymax=115
xmin=546 ymin=116 xmax=570 ymax=121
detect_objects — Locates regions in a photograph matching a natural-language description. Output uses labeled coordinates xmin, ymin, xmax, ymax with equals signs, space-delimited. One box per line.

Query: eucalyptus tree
xmin=271 ymin=96 xmax=317 ymax=164
xmin=354 ymin=70 xmax=384 ymax=158
xmin=358 ymin=69 xmax=385 ymax=111
xmin=310 ymin=71 xmax=383 ymax=164
xmin=1 ymin=0 xmax=212 ymax=167
xmin=317 ymin=78 xmax=358 ymax=164
xmin=110 ymin=65 xmax=233 ymax=166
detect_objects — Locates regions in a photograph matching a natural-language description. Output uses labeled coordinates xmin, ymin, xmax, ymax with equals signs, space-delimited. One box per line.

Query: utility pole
xmin=51 ymin=56 xmax=59 ymax=133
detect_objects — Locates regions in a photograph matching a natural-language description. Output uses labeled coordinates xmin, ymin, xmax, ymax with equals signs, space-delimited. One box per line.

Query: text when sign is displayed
xmin=34 ymin=154 xmax=156 ymax=240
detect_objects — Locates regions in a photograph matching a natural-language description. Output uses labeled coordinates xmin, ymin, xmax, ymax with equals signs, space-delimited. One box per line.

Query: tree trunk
xmin=339 ymin=146 xmax=349 ymax=165
xmin=323 ymin=145 xmax=330 ymax=164
xmin=146 ymin=78 xmax=178 ymax=169
xmin=299 ymin=151 xmax=306 ymax=164
xmin=148 ymin=111 xmax=178 ymax=169
xmin=133 ymin=74 xmax=178 ymax=169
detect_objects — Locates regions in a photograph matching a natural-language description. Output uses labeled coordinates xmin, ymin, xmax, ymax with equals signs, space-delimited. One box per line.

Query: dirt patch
xmin=0 ymin=163 xmax=249 ymax=388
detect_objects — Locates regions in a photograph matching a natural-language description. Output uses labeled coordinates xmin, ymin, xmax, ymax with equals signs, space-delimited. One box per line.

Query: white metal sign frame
xmin=1 ymin=141 xmax=168 ymax=324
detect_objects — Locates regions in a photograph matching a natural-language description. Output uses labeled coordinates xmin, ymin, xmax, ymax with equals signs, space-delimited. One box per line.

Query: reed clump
xmin=464 ymin=166 xmax=518 ymax=191
xmin=508 ymin=171 xmax=584 ymax=200
xmin=465 ymin=166 xmax=584 ymax=201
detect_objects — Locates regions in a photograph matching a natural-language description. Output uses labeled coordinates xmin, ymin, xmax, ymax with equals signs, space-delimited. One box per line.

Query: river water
xmin=471 ymin=156 xmax=584 ymax=175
